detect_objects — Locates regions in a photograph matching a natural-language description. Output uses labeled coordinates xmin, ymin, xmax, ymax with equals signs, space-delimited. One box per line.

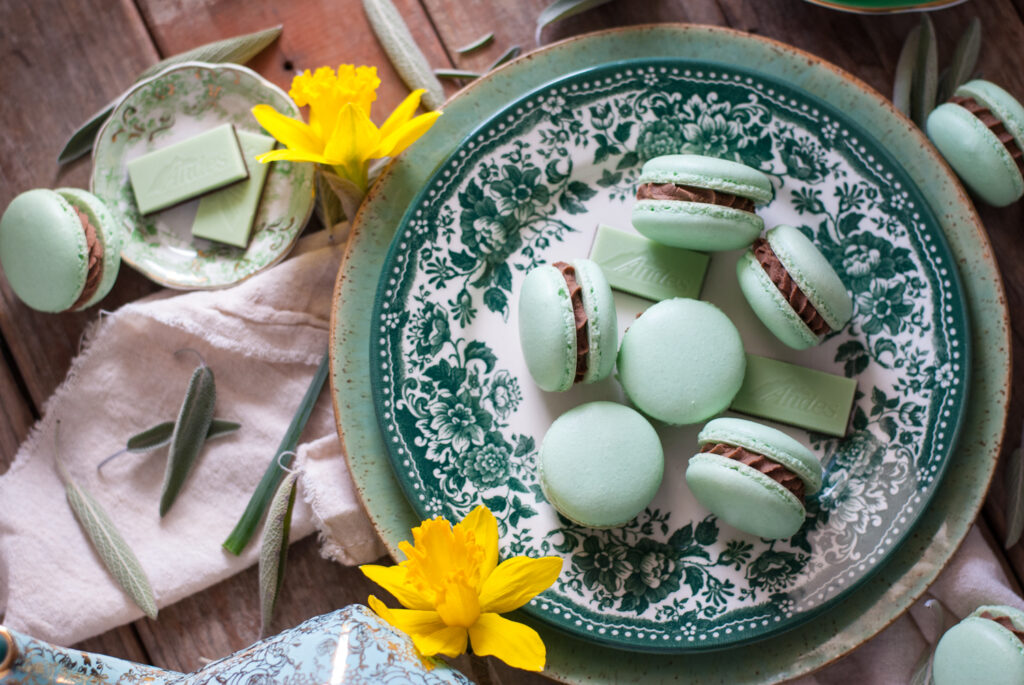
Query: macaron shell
xmin=518 ymin=264 xmax=576 ymax=392
xmin=736 ymin=251 xmax=819 ymax=350
xmin=926 ymin=102 xmax=1024 ymax=207
xmin=957 ymin=80 xmax=1024 ymax=152
xmin=0 ymin=188 xmax=88 ymax=312
xmin=617 ymin=298 xmax=746 ymax=425
xmin=969 ymin=605 xmax=1024 ymax=629
xmin=57 ymin=188 xmax=122 ymax=309
xmin=637 ymin=154 xmax=774 ymax=204
xmin=766 ymin=225 xmax=853 ymax=332
xmin=933 ymin=616 xmax=1024 ymax=685
xmin=685 ymin=452 xmax=806 ymax=539
xmin=540 ymin=401 xmax=664 ymax=528
xmin=571 ymin=258 xmax=617 ymax=384
xmin=632 ymin=199 xmax=765 ymax=251
xmin=698 ymin=417 xmax=822 ymax=494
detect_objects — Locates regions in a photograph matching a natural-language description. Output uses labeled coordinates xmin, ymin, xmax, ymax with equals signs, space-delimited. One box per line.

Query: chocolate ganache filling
xmin=71 ymin=207 xmax=104 ymax=310
xmin=701 ymin=442 xmax=805 ymax=501
xmin=950 ymin=95 xmax=1024 ymax=175
xmin=636 ymin=183 xmax=756 ymax=213
xmin=752 ymin=238 xmax=830 ymax=336
xmin=979 ymin=611 xmax=1024 ymax=645
xmin=553 ymin=261 xmax=588 ymax=383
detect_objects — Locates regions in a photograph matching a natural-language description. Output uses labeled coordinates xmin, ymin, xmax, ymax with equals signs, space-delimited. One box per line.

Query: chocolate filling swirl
xmin=553 ymin=261 xmax=588 ymax=383
xmin=71 ymin=208 xmax=104 ymax=310
xmin=752 ymin=238 xmax=830 ymax=336
xmin=950 ymin=95 xmax=1024 ymax=175
xmin=979 ymin=612 xmax=1024 ymax=645
xmin=701 ymin=442 xmax=805 ymax=501
xmin=636 ymin=183 xmax=756 ymax=213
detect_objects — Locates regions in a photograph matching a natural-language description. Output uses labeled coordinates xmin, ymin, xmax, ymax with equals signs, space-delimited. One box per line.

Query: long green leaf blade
xmin=57 ymin=100 xmax=118 ymax=165
xmin=124 ymin=418 xmax=240 ymax=453
xmin=455 ymin=32 xmax=494 ymax=54
xmin=911 ymin=15 xmax=939 ymax=127
xmin=487 ymin=45 xmax=521 ymax=73
xmin=160 ymin=365 xmax=217 ymax=517
xmin=536 ymin=0 xmax=615 ymax=44
xmin=434 ymin=69 xmax=482 ymax=81
xmin=893 ymin=22 xmax=922 ymax=117
xmin=939 ymin=17 xmax=982 ymax=103
xmin=64 ymin=474 xmax=158 ymax=619
xmin=259 ymin=471 xmax=297 ymax=637
xmin=362 ymin=0 xmax=445 ymax=110
xmin=223 ymin=352 xmax=329 ymax=555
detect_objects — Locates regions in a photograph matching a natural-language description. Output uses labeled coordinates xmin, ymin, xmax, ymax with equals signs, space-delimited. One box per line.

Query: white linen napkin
xmin=0 ymin=230 xmax=384 ymax=646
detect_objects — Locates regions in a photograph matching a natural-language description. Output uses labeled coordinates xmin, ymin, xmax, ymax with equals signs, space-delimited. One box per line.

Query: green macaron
xmin=686 ymin=417 xmax=822 ymax=539
xmin=737 ymin=224 xmax=853 ymax=350
xmin=0 ymin=188 xmax=123 ymax=313
xmin=933 ymin=605 xmax=1024 ymax=685
xmin=518 ymin=258 xmax=618 ymax=392
xmin=926 ymin=79 xmax=1024 ymax=207
xmin=617 ymin=298 xmax=745 ymax=425
xmin=631 ymin=154 xmax=773 ymax=251
xmin=539 ymin=401 xmax=664 ymax=528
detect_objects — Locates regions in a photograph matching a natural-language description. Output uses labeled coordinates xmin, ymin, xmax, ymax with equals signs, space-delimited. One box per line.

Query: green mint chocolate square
xmin=589 ymin=224 xmax=709 ymax=301
xmin=730 ymin=354 xmax=856 ymax=437
xmin=127 ymin=123 xmax=249 ymax=215
xmin=191 ymin=131 xmax=276 ymax=248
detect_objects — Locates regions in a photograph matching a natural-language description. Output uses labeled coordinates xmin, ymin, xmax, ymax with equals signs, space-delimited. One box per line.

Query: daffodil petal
xmin=378 ymin=88 xmax=425 ymax=139
xmin=368 ymin=596 xmax=468 ymax=658
xmin=375 ymin=111 xmax=441 ymax=159
xmin=324 ymin=103 xmax=379 ymax=167
xmin=479 ymin=556 xmax=562 ymax=614
xmin=468 ymin=613 xmax=546 ymax=672
xmin=250 ymin=105 xmax=322 ymax=155
xmin=435 ymin=574 xmax=481 ymax=628
xmin=360 ymin=564 xmax=434 ymax=611
xmin=412 ymin=625 xmax=468 ymax=658
xmin=254 ymin=148 xmax=334 ymax=165
xmin=456 ymin=505 xmax=499 ymax=586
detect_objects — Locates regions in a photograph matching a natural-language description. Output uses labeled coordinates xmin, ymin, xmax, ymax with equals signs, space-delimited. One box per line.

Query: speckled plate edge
xmin=802 ymin=0 xmax=966 ymax=12
xmin=331 ymin=24 xmax=1009 ymax=684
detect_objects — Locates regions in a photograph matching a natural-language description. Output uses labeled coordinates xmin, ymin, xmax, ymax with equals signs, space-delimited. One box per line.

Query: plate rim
xmin=366 ymin=55 xmax=973 ymax=652
xmin=331 ymin=23 xmax=1009 ymax=683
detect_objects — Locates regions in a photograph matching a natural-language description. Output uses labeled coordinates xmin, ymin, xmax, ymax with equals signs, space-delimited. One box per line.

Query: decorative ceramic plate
xmin=91 ymin=62 xmax=314 ymax=290
xmin=335 ymin=25 xmax=1007 ymax=682
xmin=802 ymin=0 xmax=965 ymax=12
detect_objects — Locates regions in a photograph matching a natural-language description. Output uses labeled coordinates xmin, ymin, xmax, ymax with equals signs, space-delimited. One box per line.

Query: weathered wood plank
xmin=73 ymin=624 xmax=152 ymax=667
xmin=0 ymin=352 xmax=34 ymax=472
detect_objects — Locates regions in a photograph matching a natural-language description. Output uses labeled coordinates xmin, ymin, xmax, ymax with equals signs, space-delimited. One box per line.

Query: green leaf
xmin=57 ymin=25 xmax=282 ymax=165
xmin=126 ymin=418 xmax=240 ymax=453
xmin=434 ymin=69 xmax=482 ymax=81
xmin=363 ymin=0 xmax=445 ymax=110
xmin=536 ymin=0 xmax=616 ymax=44
xmin=259 ymin=470 xmax=297 ymax=637
xmin=893 ymin=22 xmax=922 ymax=117
xmin=911 ymin=15 xmax=939 ymax=127
xmin=160 ymin=364 xmax=217 ymax=517
xmin=486 ymin=45 xmax=521 ymax=72
xmin=465 ymin=340 xmax=497 ymax=372
xmin=939 ymin=17 xmax=981 ymax=103
xmin=455 ymin=32 xmax=494 ymax=54
xmin=223 ymin=352 xmax=329 ymax=555
xmin=483 ymin=287 xmax=508 ymax=315
xmin=1005 ymin=446 xmax=1024 ymax=548
xmin=59 ymin=461 xmax=158 ymax=619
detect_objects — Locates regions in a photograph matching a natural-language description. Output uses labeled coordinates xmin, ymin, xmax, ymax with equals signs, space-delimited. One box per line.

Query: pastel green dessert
xmin=617 ymin=298 xmax=745 ymax=425
xmin=631 ymin=154 xmax=773 ymax=251
xmin=0 ymin=188 xmax=124 ymax=312
xmin=127 ymin=123 xmax=249 ymax=214
xmin=686 ymin=417 xmax=822 ymax=539
xmin=539 ymin=401 xmax=664 ymax=528
xmin=518 ymin=258 xmax=618 ymax=392
xmin=926 ymin=80 xmax=1024 ymax=207
xmin=589 ymin=224 xmax=709 ymax=301
xmin=737 ymin=224 xmax=853 ymax=350
xmin=933 ymin=605 xmax=1024 ymax=685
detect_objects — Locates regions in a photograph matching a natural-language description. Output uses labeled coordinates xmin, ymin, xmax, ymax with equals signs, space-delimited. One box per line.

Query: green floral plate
xmin=335 ymin=25 xmax=1008 ymax=680
xmin=91 ymin=62 xmax=314 ymax=290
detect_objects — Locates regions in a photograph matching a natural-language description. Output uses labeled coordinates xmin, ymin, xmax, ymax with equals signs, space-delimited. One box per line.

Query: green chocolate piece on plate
xmin=192 ymin=130 xmax=276 ymax=248
xmin=730 ymin=354 xmax=856 ymax=437
xmin=933 ymin=605 xmax=1024 ymax=685
xmin=589 ymin=224 xmax=709 ymax=301
xmin=127 ymin=123 xmax=249 ymax=215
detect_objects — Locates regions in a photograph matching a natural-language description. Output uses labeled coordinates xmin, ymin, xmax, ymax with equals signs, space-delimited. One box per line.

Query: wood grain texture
xmin=73 ymin=624 xmax=151 ymax=666
xmin=0 ymin=352 xmax=33 ymax=471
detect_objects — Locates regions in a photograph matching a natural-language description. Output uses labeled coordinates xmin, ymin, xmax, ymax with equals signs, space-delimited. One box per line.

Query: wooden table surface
xmin=2 ymin=0 xmax=1024 ymax=681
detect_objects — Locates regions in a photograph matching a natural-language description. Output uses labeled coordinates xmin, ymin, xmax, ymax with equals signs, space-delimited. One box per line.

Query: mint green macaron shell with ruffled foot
xmin=933 ymin=605 xmax=1024 ymax=685
xmin=631 ymin=154 xmax=773 ymax=251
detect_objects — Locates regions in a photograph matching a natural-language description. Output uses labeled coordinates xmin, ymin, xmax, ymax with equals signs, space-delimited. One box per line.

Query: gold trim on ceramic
xmin=0 ymin=626 xmax=16 ymax=677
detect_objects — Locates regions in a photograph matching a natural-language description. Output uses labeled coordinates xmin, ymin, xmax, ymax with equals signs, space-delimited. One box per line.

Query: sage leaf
xmin=911 ymin=15 xmax=939 ymax=127
xmin=259 ymin=470 xmax=297 ymax=637
xmin=487 ymin=45 xmax=521 ymax=72
xmin=59 ymin=461 xmax=158 ymax=619
xmin=362 ymin=0 xmax=445 ymax=110
xmin=160 ymin=364 xmax=216 ymax=517
xmin=223 ymin=352 xmax=328 ymax=555
xmin=435 ymin=69 xmax=482 ymax=81
xmin=456 ymin=32 xmax=494 ymax=54
xmin=536 ymin=0 xmax=615 ymax=44
xmin=127 ymin=419 xmax=240 ymax=453
xmin=893 ymin=21 xmax=922 ymax=117
xmin=939 ymin=17 xmax=982 ymax=103
xmin=1005 ymin=445 xmax=1024 ymax=548
xmin=58 ymin=25 xmax=282 ymax=165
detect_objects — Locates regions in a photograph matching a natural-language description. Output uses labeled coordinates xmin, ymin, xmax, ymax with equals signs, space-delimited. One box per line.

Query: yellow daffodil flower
xmin=251 ymin=64 xmax=441 ymax=191
xmin=361 ymin=505 xmax=562 ymax=672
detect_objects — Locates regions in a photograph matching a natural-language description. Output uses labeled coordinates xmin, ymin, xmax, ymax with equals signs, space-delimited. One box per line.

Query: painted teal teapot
xmin=0 ymin=604 xmax=471 ymax=684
